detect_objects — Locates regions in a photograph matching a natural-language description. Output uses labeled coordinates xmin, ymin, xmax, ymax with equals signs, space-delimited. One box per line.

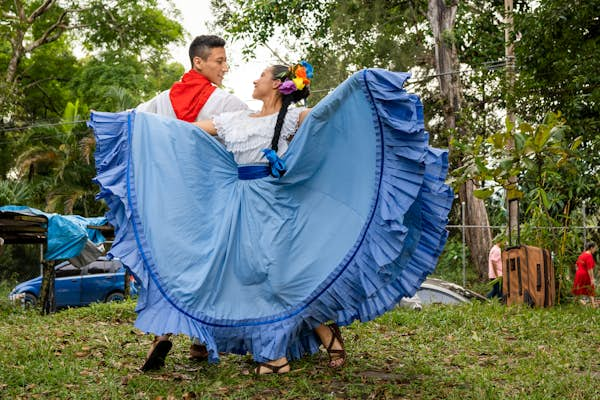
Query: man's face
xmin=193 ymin=47 xmax=228 ymax=86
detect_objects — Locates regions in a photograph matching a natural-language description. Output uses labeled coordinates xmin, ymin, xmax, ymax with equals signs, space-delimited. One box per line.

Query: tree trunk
xmin=459 ymin=181 xmax=493 ymax=277
xmin=40 ymin=259 xmax=57 ymax=314
xmin=428 ymin=0 xmax=492 ymax=278
xmin=7 ymin=31 xmax=25 ymax=85
xmin=2 ymin=0 xmax=65 ymax=116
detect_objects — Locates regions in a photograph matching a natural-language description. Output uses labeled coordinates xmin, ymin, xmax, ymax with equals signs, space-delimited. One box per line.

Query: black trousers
xmin=486 ymin=280 xmax=503 ymax=299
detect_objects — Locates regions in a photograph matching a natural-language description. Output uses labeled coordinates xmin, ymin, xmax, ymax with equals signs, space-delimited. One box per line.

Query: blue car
xmin=8 ymin=258 xmax=136 ymax=308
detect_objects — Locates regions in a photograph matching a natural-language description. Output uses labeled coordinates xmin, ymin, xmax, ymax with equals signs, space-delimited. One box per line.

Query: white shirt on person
xmin=213 ymin=107 xmax=306 ymax=164
xmin=488 ymin=244 xmax=502 ymax=279
xmin=136 ymin=87 xmax=248 ymax=120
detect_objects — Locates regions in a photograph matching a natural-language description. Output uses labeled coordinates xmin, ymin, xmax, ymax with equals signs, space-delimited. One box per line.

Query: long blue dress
xmin=90 ymin=69 xmax=454 ymax=363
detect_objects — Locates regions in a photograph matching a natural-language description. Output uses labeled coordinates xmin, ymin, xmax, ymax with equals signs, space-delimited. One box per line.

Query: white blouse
xmin=214 ymin=107 xmax=305 ymax=164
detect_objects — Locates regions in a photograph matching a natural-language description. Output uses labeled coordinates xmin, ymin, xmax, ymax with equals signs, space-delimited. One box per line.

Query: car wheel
xmin=105 ymin=291 xmax=124 ymax=303
xmin=23 ymin=292 xmax=37 ymax=308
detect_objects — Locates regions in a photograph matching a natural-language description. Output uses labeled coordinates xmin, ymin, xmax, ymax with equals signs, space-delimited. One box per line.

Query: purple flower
xmin=279 ymin=80 xmax=297 ymax=95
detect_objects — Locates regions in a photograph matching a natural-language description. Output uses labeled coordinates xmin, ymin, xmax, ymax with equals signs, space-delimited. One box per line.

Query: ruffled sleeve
xmin=213 ymin=110 xmax=250 ymax=144
xmin=280 ymin=106 xmax=305 ymax=140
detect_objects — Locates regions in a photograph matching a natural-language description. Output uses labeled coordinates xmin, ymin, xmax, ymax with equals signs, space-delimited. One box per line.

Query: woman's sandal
xmin=254 ymin=361 xmax=290 ymax=375
xmin=189 ymin=343 xmax=209 ymax=361
xmin=325 ymin=323 xmax=346 ymax=368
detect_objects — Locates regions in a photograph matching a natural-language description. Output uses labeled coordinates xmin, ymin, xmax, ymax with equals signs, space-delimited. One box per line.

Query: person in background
xmin=486 ymin=237 xmax=503 ymax=300
xmin=572 ymin=241 xmax=597 ymax=307
xmin=138 ymin=34 xmax=248 ymax=372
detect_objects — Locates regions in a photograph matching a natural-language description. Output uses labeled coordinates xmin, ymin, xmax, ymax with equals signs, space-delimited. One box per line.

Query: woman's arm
xmin=193 ymin=120 xmax=217 ymax=135
xmin=288 ymin=108 xmax=312 ymax=142
xmin=298 ymin=108 xmax=311 ymax=127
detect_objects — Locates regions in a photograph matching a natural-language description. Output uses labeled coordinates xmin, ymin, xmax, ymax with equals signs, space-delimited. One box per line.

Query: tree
xmin=10 ymin=100 xmax=95 ymax=214
xmin=0 ymin=0 xmax=184 ymax=121
xmin=212 ymin=0 xmax=432 ymax=104
xmin=514 ymin=0 xmax=600 ymax=209
xmin=428 ymin=0 xmax=492 ymax=278
xmin=212 ymin=0 xmax=499 ymax=276
xmin=70 ymin=51 xmax=184 ymax=112
xmin=451 ymin=111 xmax=583 ymax=297
xmin=0 ymin=0 xmax=186 ymax=215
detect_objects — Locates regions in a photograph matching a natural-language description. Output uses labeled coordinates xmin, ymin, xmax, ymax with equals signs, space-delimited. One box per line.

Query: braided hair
xmin=270 ymin=65 xmax=311 ymax=152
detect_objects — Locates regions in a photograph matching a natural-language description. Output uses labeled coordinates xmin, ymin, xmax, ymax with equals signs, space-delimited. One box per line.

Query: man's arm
xmin=199 ymin=89 xmax=249 ymax=120
xmin=136 ymin=90 xmax=175 ymax=117
xmin=220 ymin=92 xmax=249 ymax=112
xmin=193 ymin=120 xmax=217 ymax=135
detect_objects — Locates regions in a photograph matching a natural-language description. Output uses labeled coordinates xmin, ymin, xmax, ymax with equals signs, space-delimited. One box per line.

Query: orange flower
xmin=295 ymin=66 xmax=307 ymax=79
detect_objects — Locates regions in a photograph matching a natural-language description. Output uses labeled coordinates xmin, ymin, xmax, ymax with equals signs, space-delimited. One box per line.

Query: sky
xmin=165 ymin=0 xmax=277 ymax=108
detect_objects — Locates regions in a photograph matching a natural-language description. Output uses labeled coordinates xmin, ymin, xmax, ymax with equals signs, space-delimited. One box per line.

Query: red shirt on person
xmin=572 ymin=251 xmax=596 ymax=296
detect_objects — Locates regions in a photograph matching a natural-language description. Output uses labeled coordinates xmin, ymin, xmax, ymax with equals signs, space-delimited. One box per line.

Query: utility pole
xmin=505 ymin=0 xmax=519 ymax=242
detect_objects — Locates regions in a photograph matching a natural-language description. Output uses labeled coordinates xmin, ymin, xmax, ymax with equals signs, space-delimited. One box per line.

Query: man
xmin=138 ymin=35 xmax=248 ymax=372
xmin=486 ymin=237 xmax=503 ymax=300
xmin=137 ymin=35 xmax=247 ymax=120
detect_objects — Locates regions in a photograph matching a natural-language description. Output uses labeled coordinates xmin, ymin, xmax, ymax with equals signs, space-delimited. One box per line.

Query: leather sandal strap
xmin=326 ymin=324 xmax=344 ymax=352
xmin=325 ymin=324 xmax=346 ymax=367
xmin=255 ymin=361 xmax=289 ymax=375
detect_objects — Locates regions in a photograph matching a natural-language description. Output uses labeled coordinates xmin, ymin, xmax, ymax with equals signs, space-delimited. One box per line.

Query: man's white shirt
xmin=137 ymin=87 xmax=248 ymax=120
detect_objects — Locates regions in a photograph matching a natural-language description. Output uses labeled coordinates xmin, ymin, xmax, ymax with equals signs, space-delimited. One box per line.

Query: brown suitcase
xmin=502 ymin=245 xmax=556 ymax=307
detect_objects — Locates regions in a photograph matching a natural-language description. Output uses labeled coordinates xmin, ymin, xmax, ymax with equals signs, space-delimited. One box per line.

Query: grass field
xmin=0 ymin=282 xmax=599 ymax=399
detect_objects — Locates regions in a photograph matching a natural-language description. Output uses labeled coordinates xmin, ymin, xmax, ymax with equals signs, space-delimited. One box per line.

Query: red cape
xmin=169 ymin=70 xmax=216 ymax=122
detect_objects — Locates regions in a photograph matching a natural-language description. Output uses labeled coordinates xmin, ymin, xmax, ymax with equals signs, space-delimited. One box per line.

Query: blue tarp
xmin=0 ymin=205 xmax=107 ymax=260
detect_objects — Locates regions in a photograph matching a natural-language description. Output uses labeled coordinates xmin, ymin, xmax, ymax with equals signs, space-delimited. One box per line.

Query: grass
xmin=0 ymin=282 xmax=599 ymax=399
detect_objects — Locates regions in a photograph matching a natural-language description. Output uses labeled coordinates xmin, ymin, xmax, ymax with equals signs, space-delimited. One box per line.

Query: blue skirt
xmin=90 ymin=69 xmax=453 ymax=363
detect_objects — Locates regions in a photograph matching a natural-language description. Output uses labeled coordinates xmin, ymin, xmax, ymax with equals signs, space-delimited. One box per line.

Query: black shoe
xmin=141 ymin=337 xmax=173 ymax=371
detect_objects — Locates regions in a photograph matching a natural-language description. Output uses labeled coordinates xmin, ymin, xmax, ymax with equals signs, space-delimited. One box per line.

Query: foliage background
xmin=1 ymin=0 xmax=599 ymax=294
xmin=0 ymin=290 xmax=599 ymax=399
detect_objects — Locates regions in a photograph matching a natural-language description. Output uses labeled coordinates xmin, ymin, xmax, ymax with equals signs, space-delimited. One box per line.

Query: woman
xmin=572 ymin=241 xmax=597 ymax=307
xmin=195 ymin=63 xmax=345 ymax=373
xmin=194 ymin=64 xmax=310 ymax=175
xmin=90 ymin=64 xmax=453 ymax=376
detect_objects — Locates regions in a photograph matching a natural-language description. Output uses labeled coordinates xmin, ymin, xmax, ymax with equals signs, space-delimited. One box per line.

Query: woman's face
xmin=252 ymin=67 xmax=279 ymax=100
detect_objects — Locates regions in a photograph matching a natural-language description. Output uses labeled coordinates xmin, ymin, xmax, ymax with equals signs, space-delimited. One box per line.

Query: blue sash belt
xmin=238 ymin=164 xmax=271 ymax=180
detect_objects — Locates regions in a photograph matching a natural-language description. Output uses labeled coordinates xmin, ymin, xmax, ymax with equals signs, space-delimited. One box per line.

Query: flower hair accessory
xmin=277 ymin=61 xmax=314 ymax=95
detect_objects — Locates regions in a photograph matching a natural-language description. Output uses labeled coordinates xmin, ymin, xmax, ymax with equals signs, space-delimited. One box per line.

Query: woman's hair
xmin=585 ymin=241 xmax=597 ymax=251
xmin=270 ymin=64 xmax=310 ymax=152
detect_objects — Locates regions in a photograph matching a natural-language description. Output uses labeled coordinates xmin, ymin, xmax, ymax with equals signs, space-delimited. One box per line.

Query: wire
xmin=0 ymin=120 xmax=87 ymax=133
xmin=2 ymin=56 xmax=595 ymax=138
